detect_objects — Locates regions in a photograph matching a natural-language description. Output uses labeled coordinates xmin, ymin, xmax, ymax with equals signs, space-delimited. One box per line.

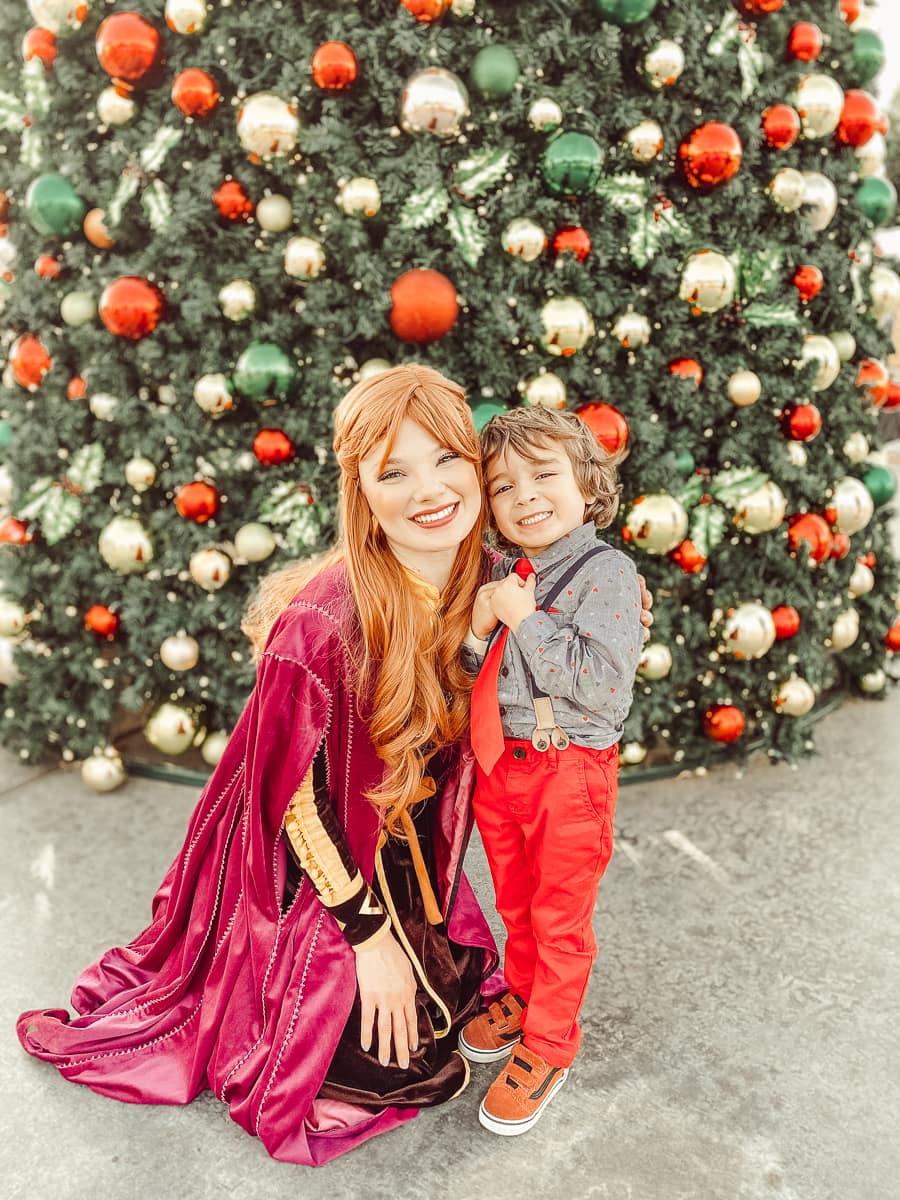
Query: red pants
xmin=473 ymin=739 xmax=618 ymax=1068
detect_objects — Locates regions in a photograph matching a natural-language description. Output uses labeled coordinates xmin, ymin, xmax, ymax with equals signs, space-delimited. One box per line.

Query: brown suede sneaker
xmin=478 ymin=1044 xmax=569 ymax=1136
xmin=458 ymin=991 xmax=526 ymax=1063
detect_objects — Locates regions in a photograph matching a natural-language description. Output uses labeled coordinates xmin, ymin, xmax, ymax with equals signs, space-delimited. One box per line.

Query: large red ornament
xmin=703 ymin=704 xmax=746 ymax=743
xmin=390 ymin=269 xmax=459 ymax=343
xmin=792 ymin=264 xmax=823 ymax=304
xmin=781 ymin=403 xmax=822 ymax=442
xmin=830 ymin=531 xmax=851 ymax=560
xmin=175 ymin=481 xmax=220 ymax=523
xmin=787 ymin=22 xmax=824 ymax=62
xmin=311 ymin=42 xmax=359 ymax=90
xmin=172 ymin=68 xmax=220 ymax=118
xmin=0 ymin=517 xmax=32 ymax=545
xmin=679 ymin=123 xmax=743 ymax=190
xmin=22 ymin=27 xmax=57 ymax=71
xmin=253 ymin=428 xmax=296 ymax=466
xmin=882 ymin=381 xmax=900 ymax=412
xmin=787 ymin=513 xmax=832 ymax=564
xmin=213 ymin=179 xmax=253 ymax=222
xmin=99 ymin=276 xmax=164 ymax=340
xmin=10 ymin=334 xmax=52 ymax=390
xmin=400 ymin=0 xmax=451 ymax=20
xmin=84 ymin=605 xmax=120 ymax=639
xmin=552 ymin=226 xmax=591 ymax=262
xmin=840 ymin=0 xmax=861 ymax=23
xmin=668 ymin=357 xmax=703 ymax=386
xmin=670 ymin=538 xmax=706 ymax=574
xmin=761 ymin=104 xmax=801 ymax=150
xmin=95 ymin=13 xmax=163 ymax=90
xmin=836 ymin=90 xmax=881 ymax=148
xmin=734 ymin=0 xmax=783 ymax=18
xmin=855 ymin=358 xmax=889 ymax=408
xmin=35 ymin=254 xmax=62 ymax=280
xmin=885 ymin=620 xmax=900 ymax=653
xmin=575 ymin=403 xmax=629 ymax=454
xmin=771 ymin=605 xmax=800 ymax=640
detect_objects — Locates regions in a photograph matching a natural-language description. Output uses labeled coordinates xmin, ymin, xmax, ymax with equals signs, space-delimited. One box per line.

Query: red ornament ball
xmin=855 ymin=358 xmax=890 ymax=408
xmin=10 ymin=334 xmax=52 ymax=390
xmin=400 ymin=0 xmax=451 ymax=20
xmin=99 ymin=276 xmax=164 ymax=340
xmin=734 ymin=0 xmax=783 ymax=18
xmin=885 ymin=620 xmax=900 ymax=653
xmin=882 ymin=381 xmax=900 ymax=412
xmin=829 ymin=531 xmax=851 ymax=560
xmin=67 ymin=375 xmax=87 ymax=400
xmin=575 ymin=403 xmax=629 ymax=454
xmin=552 ymin=226 xmax=592 ymax=262
xmin=95 ymin=12 xmax=163 ymax=89
xmin=679 ymin=123 xmax=743 ymax=190
xmin=172 ymin=68 xmax=220 ymax=118
xmin=253 ymin=428 xmax=296 ymax=466
xmin=84 ymin=605 xmax=119 ymax=639
xmin=214 ymin=179 xmax=253 ymax=222
xmin=670 ymin=538 xmax=706 ymax=574
xmin=390 ymin=269 xmax=459 ymax=343
xmin=311 ymin=42 xmax=358 ymax=90
xmin=837 ymin=90 xmax=881 ymax=148
xmin=787 ymin=22 xmax=824 ymax=62
xmin=761 ymin=104 xmax=801 ymax=151
xmin=668 ymin=357 xmax=704 ymax=386
xmin=787 ymin=513 xmax=832 ymax=564
xmin=0 ymin=517 xmax=32 ymax=545
xmin=703 ymin=704 xmax=746 ymax=743
xmin=35 ymin=254 xmax=62 ymax=280
xmin=175 ymin=481 xmax=220 ymax=523
xmin=781 ymin=403 xmax=822 ymax=442
xmin=840 ymin=0 xmax=861 ymax=23
xmin=772 ymin=605 xmax=801 ymax=640
xmin=792 ymin=264 xmax=824 ymax=304
xmin=22 ymin=27 xmax=57 ymax=71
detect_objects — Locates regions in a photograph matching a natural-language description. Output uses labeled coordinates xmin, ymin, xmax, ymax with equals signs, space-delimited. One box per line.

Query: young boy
xmin=459 ymin=406 xmax=642 ymax=1136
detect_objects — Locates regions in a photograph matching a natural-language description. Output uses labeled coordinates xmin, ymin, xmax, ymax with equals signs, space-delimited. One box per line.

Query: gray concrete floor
xmin=2 ymin=687 xmax=900 ymax=1200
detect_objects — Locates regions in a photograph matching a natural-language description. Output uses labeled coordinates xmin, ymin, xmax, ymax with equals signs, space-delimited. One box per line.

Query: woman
xmin=17 ymin=365 xmax=651 ymax=1165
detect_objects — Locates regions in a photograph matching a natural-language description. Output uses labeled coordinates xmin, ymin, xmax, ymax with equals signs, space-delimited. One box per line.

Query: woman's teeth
xmin=413 ymin=502 xmax=457 ymax=525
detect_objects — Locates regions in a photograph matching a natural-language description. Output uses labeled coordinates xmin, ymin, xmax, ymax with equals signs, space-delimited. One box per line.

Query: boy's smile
xmin=486 ymin=441 xmax=592 ymax=556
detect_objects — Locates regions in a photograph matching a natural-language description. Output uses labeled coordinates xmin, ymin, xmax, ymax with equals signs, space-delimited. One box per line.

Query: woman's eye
xmin=536 ymin=472 xmax=555 ymax=480
xmin=378 ymin=469 xmax=401 ymax=482
xmin=438 ymin=451 xmax=459 ymax=465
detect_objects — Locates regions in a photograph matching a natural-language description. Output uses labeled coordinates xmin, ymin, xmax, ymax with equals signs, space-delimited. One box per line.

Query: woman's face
xmin=358 ymin=417 xmax=482 ymax=575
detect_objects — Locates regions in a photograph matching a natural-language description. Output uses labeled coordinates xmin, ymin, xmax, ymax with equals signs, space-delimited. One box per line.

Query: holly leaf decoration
xmin=66 ymin=444 xmax=104 ymax=493
xmin=675 ymin=474 xmax=706 ymax=510
xmin=689 ymin=504 xmax=728 ymax=558
xmin=400 ymin=184 xmax=451 ymax=230
xmin=453 ymin=147 xmax=513 ymax=200
xmin=709 ymin=466 xmax=770 ymax=506
xmin=447 ymin=204 xmax=486 ymax=268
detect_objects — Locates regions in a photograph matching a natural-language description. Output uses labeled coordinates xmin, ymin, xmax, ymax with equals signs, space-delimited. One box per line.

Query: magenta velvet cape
xmin=17 ymin=565 xmax=501 ymax=1165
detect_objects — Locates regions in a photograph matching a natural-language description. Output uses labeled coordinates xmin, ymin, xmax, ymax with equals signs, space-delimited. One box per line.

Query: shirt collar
xmin=524 ymin=520 xmax=600 ymax=575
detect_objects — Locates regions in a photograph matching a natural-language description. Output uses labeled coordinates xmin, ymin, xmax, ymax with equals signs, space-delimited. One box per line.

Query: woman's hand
xmin=355 ymin=931 xmax=418 ymax=1069
xmin=637 ymin=573 xmax=654 ymax=643
xmin=471 ymin=580 xmax=502 ymax=640
xmin=490 ymin=571 xmax=537 ymax=634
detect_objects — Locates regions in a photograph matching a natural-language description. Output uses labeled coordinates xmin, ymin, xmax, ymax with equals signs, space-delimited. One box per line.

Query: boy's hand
xmin=491 ymin=571 xmax=537 ymax=634
xmin=471 ymin=581 xmax=502 ymax=640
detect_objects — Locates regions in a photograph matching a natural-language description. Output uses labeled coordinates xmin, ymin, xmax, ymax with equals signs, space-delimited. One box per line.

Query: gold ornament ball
xmin=0 ymin=599 xmax=28 ymax=638
xmin=727 ymin=369 xmax=762 ymax=407
xmin=620 ymin=741 xmax=648 ymax=765
xmin=80 ymin=748 xmax=126 ymax=793
xmin=218 ymin=279 xmax=256 ymax=322
xmin=625 ymin=493 xmax=689 ymax=554
xmin=160 ymin=633 xmax=200 ymax=672
xmin=400 ymin=68 xmax=470 ymax=139
xmin=785 ymin=442 xmax=808 ymax=468
xmin=284 ymin=236 xmax=326 ymax=280
xmin=451 ymin=0 xmax=476 ymax=16
xmin=679 ymin=250 xmax=736 ymax=313
xmin=200 ymin=730 xmax=229 ymax=766
xmin=734 ymin=481 xmax=786 ymax=537
xmin=256 ymin=193 xmax=293 ymax=232
xmin=89 ymin=391 xmax=119 ymax=421
xmin=144 ymin=702 xmax=199 ymax=756
xmin=0 ymin=637 xmax=20 ymax=687
xmin=798 ymin=334 xmax=841 ymax=392
xmin=856 ymin=131 xmax=886 ymax=177
xmin=359 ymin=358 xmax=392 ymax=380
xmin=722 ymin=603 xmax=776 ymax=660
xmin=829 ymin=330 xmax=856 ymax=362
xmin=794 ymin=74 xmax=844 ymax=138
xmin=527 ymin=97 xmax=562 ymax=132
xmin=98 ymin=516 xmax=154 ymax=574
xmin=801 ymin=171 xmax=838 ymax=232
xmin=641 ymin=39 xmax=684 ymax=89
xmin=165 ymin=0 xmax=207 ymax=34
xmin=97 ymin=86 xmax=136 ymax=126
xmin=125 ymin=455 xmax=156 ymax=492
xmin=193 ymin=372 xmax=234 ymax=416
xmin=189 ymin=548 xmax=232 ymax=591
xmin=848 ymin=561 xmax=875 ymax=598
xmin=336 ymin=177 xmax=381 ymax=217
xmin=539 ymin=296 xmax=595 ymax=356
xmin=624 ymin=119 xmax=664 ymax=162
xmin=60 ymin=290 xmax=97 ymax=327
xmin=859 ymin=668 xmax=886 ymax=694
xmin=502 ymin=217 xmax=547 ymax=261
xmin=869 ymin=264 xmax=900 ymax=322
xmin=842 ymin=431 xmax=869 ymax=463
xmin=612 ymin=310 xmax=651 ymax=348
xmin=234 ymin=522 xmax=276 ymax=562
xmin=0 ymin=464 xmax=13 ymax=508
xmin=236 ymin=93 xmax=300 ymax=159
xmin=638 ymin=642 xmax=672 ymax=680
xmin=521 ymin=373 xmax=566 ymax=409
xmin=769 ymin=167 xmax=806 ymax=212
xmin=829 ymin=607 xmax=860 ymax=651
xmin=27 ymin=0 xmax=88 ymax=33
xmin=828 ymin=476 xmax=874 ymax=535
xmin=772 ymin=676 xmax=815 ymax=717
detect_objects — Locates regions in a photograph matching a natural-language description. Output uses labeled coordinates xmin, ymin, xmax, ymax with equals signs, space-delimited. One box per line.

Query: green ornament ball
xmin=232 ymin=342 xmax=297 ymax=398
xmin=469 ymin=399 xmax=507 ymax=432
xmin=851 ymin=29 xmax=885 ymax=85
xmin=855 ymin=176 xmax=897 ymax=226
xmin=60 ymin=291 xmax=97 ymax=327
xmin=675 ymin=450 xmax=696 ymax=477
xmin=25 ymin=173 xmax=86 ymax=236
xmin=593 ymin=0 xmax=659 ymax=24
xmin=860 ymin=464 xmax=896 ymax=508
xmin=542 ymin=131 xmax=604 ymax=197
xmin=0 ymin=420 xmax=11 ymax=451
xmin=470 ymin=46 xmax=520 ymax=99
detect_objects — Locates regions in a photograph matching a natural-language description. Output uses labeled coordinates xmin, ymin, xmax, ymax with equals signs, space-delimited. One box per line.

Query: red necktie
xmin=470 ymin=558 xmax=534 ymax=776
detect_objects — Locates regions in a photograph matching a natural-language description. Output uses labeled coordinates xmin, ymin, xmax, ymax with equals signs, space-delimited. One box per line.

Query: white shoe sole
xmin=478 ymin=1067 xmax=569 ymax=1136
xmin=457 ymin=1031 xmax=521 ymax=1063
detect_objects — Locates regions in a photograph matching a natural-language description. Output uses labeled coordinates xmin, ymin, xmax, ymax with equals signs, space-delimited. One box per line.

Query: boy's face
xmin=485 ymin=440 xmax=591 ymax=556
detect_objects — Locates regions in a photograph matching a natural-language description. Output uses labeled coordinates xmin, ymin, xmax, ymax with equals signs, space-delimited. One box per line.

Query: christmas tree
xmin=1 ymin=0 xmax=899 ymax=788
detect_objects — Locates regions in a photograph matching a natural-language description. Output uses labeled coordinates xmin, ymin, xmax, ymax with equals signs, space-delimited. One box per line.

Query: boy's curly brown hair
xmin=480 ymin=406 xmax=624 ymax=552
